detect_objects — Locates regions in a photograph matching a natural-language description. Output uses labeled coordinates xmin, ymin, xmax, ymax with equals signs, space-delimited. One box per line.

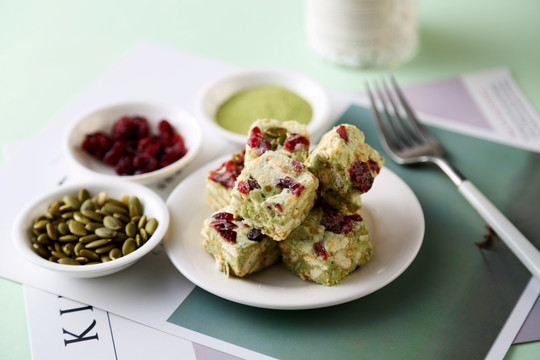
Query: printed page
xmin=23 ymin=286 xmax=242 ymax=360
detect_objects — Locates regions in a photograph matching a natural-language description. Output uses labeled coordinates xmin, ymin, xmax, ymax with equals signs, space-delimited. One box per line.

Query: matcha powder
xmin=215 ymin=85 xmax=313 ymax=135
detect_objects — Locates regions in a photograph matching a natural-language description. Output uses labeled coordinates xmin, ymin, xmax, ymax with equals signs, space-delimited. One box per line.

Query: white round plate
xmin=164 ymin=156 xmax=424 ymax=309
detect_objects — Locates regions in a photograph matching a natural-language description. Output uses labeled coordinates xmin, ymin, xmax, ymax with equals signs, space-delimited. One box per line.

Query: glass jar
xmin=304 ymin=0 xmax=418 ymax=68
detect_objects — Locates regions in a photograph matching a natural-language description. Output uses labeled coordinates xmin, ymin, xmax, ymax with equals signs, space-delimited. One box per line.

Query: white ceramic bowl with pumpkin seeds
xmin=64 ymin=101 xmax=202 ymax=185
xmin=12 ymin=179 xmax=170 ymax=278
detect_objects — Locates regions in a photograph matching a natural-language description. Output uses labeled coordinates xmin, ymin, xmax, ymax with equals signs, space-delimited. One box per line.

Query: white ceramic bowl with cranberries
xmin=65 ymin=101 xmax=202 ymax=184
xmin=198 ymin=68 xmax=332 ymax=145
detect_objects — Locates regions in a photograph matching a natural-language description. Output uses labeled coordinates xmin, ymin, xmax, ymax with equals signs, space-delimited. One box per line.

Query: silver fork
xmin=366 ymin=76 xmax=540 ymax=281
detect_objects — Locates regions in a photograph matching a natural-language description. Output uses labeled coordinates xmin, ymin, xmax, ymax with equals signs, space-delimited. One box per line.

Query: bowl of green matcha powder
xmin=198 ymin=68 xmax=332 ymax=145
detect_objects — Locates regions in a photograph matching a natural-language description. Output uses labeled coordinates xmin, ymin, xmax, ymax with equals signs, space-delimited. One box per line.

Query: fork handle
xmin=458 ymin=180 xmax=540 ymax=280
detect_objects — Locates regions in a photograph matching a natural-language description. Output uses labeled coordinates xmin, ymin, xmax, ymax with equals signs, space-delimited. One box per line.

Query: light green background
xmin=1 ymin=1 xmax=539 ymax=359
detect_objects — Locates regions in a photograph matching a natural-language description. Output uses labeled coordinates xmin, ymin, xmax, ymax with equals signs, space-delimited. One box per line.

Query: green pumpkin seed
xmin=104 ymin=215 xmax=123 ymax=230
xmin=53 ymin=242 xmax=62 ymax=253
xmin=68 ymin=220 xmax=87 ymax=236
xmin=96 ymin=192 xmax=108 ymax=206
xmin=63 ymin=195 xmax=81 ymax=210
xmin=85 ymin=239 xmax=112 ymax=249
xmin=74 ymin=242 xmax=84 ymax=256
xmin=37 ymin=233 xmax=51 ymax=245
xmin=58 ymin=234 xmax=78 ymax=242
xmin=60 ymin=211 xmax=74 ymax=219
xmin=78 ymin=249 xmax=100 ymax=261
xmin=33 ymin=219 xmax=49 ymax=231
xmin=63 ymin=243 xmax=75 ymax=256
xmin=265 ymin=126 xmax=287 ymax=138
xmin=129 ymin=196 xmax=143 ymax=216
xmin=81 ymin=209 xmax=103 ymax=222
xmin=58 ymin=257 xmax=80 ymax=265
xmin=138 ymin=215 xmax=147 ymax=229
xmin=109 ymin=248 xmax=122 ymax=260
xmin=79 ymin=234 xmax=99 ymax=243
xmin=48 ymin=201 xmax=62 ymax=217
xmin=46 ymin=222 xmax=58 ymax=240
xmin=114 ymin=232 xmax=128 ymax=243
xmin=140 ymin=228 xmax=148 ymax=242
xmin=95 ymin=227 xmax=117 ymax=239
xmin=145 ymin=218 xmax=158 ymax=235
xmin=57 ymin=222 xmax=68 ymax=235
xmin=73 ymin=212 xmax=92 ymax=224
xmin=102 ymin=203 xmax=128 ymax=215
xmin=51 ymin=251 xmax=67 ymax=259
xmin=75 ymin=256 xmax=89 ymax=264
xmin=78 ymin=188 xmax=90 ymax=202
xmin=85 ymin=222 xmax=103 ymax=232
xmin=113 ymin=212 xmax=131 ymax=223
xmin=80 ymin=199 xmax=96 ymax=211
xmin=33 ymin=244 xmax=50 ymax=259
xmin=122 ymin=238 xmax=136 ymax=256
xmin=125 ymin=222 xmax=137 ymax=237
xmin=101 ymin=255 xmax=111 ymax=263
xmin=94 ymin=244 xmax=115 ymax=254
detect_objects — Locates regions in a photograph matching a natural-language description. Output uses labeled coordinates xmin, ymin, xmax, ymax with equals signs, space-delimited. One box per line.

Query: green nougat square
xmin=201 ymin=206 xmax=281 ymax=277
xmin=279 ymin=206 xmax=372 ymax=286
xmin=305 ymin=124 xmax=385 ymax=212
xmin=205 ymin=150 xmax=245 ymax=211
xmin=245 ymin=119 xmax=310 ymax=165
xmin=230 ymin=151 xmax=318 ymax=241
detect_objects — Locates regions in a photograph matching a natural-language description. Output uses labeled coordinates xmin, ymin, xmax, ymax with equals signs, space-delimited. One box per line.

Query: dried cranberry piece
xmin=209 ymin=160 xmax=244 ymax=188
xmin=320 ymin=208 xmax=362 ymax=235
xmin=275 ymin=176 xmax=304 ymax=196
xmin=283 ymin=133 xmax=309 ymax=152
xmin=81 ymin=132 xmax=113 ymax=159
xmin=133 ymin=153 xmax=158 ymax=174
xmin=367 ymin=159 xmax=381 ymax=174
xmin=291 ymin=159 xmax=305 ymax=172
xmin=313 ymin=242 xmax=328 ymax=260
xmin=247 ymin=127 xmax=272 ymax=156
xmin=131 ymin=116 xmax=149 ymax=140
xmin=114 ymin=156 xmax=134 ymax=175
xmin=158 ymin=119 xmax=175 ymax=137
xmin=340 ymin=215 xmax=363 ymax=234
xmin=209 ymin=219 xmax=237 ymax=243
xmin=138 ymin=136 xmax=163 ymax=157
xmin=247 ymin=228 xmax=265 ymax=242
xmin=212 ymin=212 xmax=235 ymax=221
xmin=103 ymin=141 xmax=126 ymax=166
xmin=247 ymin=178 xmax=260 ymax=190
xmin=237 ymin=178 xmax=260 ymax=194
xmin=274 ymin=203 xmax=283 ymax=212
xmin=336 ymin=125 xmax=349 ymax=143
xmin=349 ymin=160 xmax=375 ymax=192
xmin=237 ymin=181 xmax=250 ymax=194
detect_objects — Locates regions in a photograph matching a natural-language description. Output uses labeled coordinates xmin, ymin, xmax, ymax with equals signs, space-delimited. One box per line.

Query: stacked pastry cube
xmin=202 ymin=119 xmax=384 ymax=285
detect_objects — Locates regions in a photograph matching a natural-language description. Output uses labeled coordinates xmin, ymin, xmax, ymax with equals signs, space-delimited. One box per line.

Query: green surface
xmin=168 ymin=105 xmax=538 ymax=359
xmin=1 ymin=0 xmax=540 ymax=359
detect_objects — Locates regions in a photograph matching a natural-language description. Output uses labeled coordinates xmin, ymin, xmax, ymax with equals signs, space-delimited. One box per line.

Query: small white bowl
xmin=12 ymin=180 xmax=170 ymax=278
xmin=198 ymin=68 xmax=332 ymax=144
xmin=65 ymin=101 xmax=202 ymax=184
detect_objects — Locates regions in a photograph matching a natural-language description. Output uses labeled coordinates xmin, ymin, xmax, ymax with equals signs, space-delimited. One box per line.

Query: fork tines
xmin=366 ymin=76 xmax=442 ymax=161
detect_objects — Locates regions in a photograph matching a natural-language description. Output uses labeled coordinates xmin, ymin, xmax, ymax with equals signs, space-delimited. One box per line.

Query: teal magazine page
xmin=168 ymin=104 xmax=539 ymax=360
